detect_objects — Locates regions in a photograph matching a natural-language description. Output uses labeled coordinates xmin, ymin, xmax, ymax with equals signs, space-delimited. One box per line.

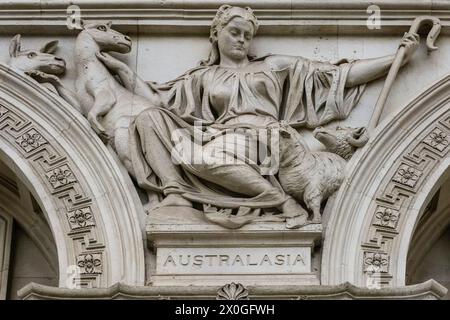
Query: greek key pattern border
xmin=0 ymin=101 xmax=105 ymax=287
xmin=361 ymin=110 xmax=450 ymax=285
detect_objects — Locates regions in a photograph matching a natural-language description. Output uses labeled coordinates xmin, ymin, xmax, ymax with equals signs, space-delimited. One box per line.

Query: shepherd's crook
xmin=368 ymin=16 xmax=441 ymax=130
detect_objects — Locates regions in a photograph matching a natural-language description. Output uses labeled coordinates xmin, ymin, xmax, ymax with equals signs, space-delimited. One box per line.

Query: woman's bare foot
xmin=153 ymin=194 xmax=193 ymax=209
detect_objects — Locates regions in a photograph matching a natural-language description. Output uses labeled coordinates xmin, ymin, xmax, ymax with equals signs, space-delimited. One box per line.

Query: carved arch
xmin=0 ymin=65 xmax=145 ymax=288
xmin=322 ymin=73 xmax=450 ymax=287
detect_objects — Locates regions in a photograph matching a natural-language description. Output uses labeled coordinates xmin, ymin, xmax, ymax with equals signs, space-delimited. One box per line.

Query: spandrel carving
xmin=74 ymin=5 xmax=438 ymax=230
xmin=0 ymin=2 xmax=447 ymax=296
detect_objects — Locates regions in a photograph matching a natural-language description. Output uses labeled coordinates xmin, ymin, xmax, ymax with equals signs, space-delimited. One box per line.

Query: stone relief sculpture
xmin=369 ymin=16 xmax=441 ymax=129
xmin=278 ymin=125 xmax=368 ymax=225
xmin=7 ymin=34 xmax=81 ymax=112
xmin=79 ymin=5 xmax=421 ymax=229
xmin=74 ymin=21 xmax=157 ymax=176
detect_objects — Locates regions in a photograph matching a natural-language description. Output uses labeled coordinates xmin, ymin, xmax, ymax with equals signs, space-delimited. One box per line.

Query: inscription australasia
xmin=157 ymin=247 xmax=311 ymax=274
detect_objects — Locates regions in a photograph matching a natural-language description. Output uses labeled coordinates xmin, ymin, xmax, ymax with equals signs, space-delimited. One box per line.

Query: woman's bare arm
xmin=266 ymin=32 xmax=420 ymax=88
xmin=345 ymin=33 xmax=419 ymax=87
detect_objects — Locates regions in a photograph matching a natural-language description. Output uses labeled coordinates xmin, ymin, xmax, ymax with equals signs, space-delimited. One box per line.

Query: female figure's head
xmin=201 ymin=5 xmax=259 ymax=66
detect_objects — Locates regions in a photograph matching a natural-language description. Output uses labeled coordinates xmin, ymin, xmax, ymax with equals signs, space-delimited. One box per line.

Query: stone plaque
xmin=147 ymin=207 xmax=322 ymax=286
xmin=157 ymin=247 xmax=311 ymax=275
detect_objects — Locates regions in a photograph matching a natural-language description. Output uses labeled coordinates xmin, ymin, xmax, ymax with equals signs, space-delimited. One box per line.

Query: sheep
xmin=7 ymin=34 xmax=80 ymax=112
xmin=278 ymin=124 xmax=369 ymax=225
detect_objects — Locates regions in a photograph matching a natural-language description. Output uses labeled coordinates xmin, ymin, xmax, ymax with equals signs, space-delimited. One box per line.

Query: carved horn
xmin=347 ymin=127 xmax=369 ymax=147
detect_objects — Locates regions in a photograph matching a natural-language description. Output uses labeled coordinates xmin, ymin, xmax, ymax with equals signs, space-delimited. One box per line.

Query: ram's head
xmin=313 ymin=126 xmax=369 ymax=160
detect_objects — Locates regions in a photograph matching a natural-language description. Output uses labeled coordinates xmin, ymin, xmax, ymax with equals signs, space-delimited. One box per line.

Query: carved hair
xmin=200 ymin=5 xmax=259 ymax=66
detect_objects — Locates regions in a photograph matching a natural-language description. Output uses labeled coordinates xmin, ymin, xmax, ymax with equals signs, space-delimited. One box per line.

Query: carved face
xmin=8 ymin=35 xmax=66 ymax=75
xmin=216 ymin=17 xmax=254 ymax=63
xmin=83 ymin=22 xmax=132 ymax=54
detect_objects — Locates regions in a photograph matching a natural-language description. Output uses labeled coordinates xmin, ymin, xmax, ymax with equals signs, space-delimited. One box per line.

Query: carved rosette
xmin=0 ymin=101 xmax=105 ymax=287
xmin=77 ymin=253 xmax=103 ymax=274
xmin=67 ymin=207 xmax=95 ymax=230
xmin=216 ymin=283 xmax=249 ymax=300
xmin=373 ymin=206 xmax=400 ymax=229
xmin=423 ymin=128 xmax=449 ymax=151
xmin=392 ymin=164 xmax=422 ymax=188
xmin=363 ymin=252 xmax=389 ymax=273
xmin=15 ymin=128 xmax=48 ymax=153
xmin=45 ymin=164 xmax=77 ymax=190
xmin=361 ymin=114 xmax=450 ymax=285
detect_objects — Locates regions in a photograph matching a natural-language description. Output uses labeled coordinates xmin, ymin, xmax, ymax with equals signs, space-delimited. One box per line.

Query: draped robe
xmin=129 ymin=55 xmax=365 ymax=210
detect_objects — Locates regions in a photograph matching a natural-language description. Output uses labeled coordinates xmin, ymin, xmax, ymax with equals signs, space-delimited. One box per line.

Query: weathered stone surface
xmin=17 ymin=279 xmax=448 ymax=300
xmin=0 ymin=0 xmax=449 ymax=300
xmin=147 ymin=206 xmax=321 ymax=286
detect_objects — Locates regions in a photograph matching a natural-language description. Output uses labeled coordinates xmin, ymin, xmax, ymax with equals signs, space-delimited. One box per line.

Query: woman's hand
xmin=346 ymin=32 xmax=420 ymax=87
xmin=400 ymin=32 xmax=420 ymax=63
xmin=96 ymin=52 xmax=129 ymax=74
